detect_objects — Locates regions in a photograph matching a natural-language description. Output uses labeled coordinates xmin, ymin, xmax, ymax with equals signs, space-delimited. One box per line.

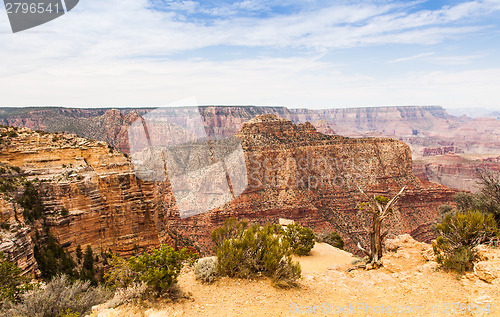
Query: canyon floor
xmin=92 ymin=236 xmax=500 ymax=317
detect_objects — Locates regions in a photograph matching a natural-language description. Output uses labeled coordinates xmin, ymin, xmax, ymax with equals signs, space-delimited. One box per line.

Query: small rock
xmin=385 ymin=235 xmax=413 ymax=252
xmin=417 ymin=261 xmax=438 ymax=273
xmin=472 ymin=294 xmax=493 ymax=305
xmin=421 ymin=247 xmax=436 ymax=261
xmin=474 ymin=261 xmax=500 ymax=283
xmin=328 ymin=264 xmax=341 ymax=271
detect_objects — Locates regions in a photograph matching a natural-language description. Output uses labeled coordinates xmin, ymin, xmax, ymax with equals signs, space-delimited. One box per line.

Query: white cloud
xmin=0 ymin=0 xmax=500 ymax=107
xmin=1 ymin=53 xmax=499 ymax=109
xmin=2 ymin=0 xmax=498 ymax=59
xmin=428 ymin=54 xmax=485 ymax=65
xmin=388 ymin=52 xmax=435 ymax=63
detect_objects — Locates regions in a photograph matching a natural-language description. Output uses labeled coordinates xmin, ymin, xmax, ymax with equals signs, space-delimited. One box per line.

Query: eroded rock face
xmin=0 ymin=116 xmax=457 ymax=274
xmin=2 ymin=106 xmax=499 ymax=193
xmin=0 ymin=196 xmax=37 ymax=275
xmin=0 ymin=127 xmax=163 ymax=270
xmin=413 ymin=153 xmax=500 ymax=192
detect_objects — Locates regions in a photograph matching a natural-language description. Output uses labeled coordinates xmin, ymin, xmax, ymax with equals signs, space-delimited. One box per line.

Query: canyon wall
xmin=162 ymin=115 xmax=457 ymax=252
xmin=3 ymin=105 xmax=499 ymax=157
xmin=413 ymin=154 xmax=500 ymax=193
xmin=0 ymin=114 xmax=459 ymax=274
xmin=0 ymin=127 xmax=166 ymax=274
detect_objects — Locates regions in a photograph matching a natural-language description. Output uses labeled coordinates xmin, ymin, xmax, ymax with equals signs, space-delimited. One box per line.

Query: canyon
xmin=0 ymin=115 xmax=457 ymax=275
xmin=1 ymin=105 xmax=499 ymax=192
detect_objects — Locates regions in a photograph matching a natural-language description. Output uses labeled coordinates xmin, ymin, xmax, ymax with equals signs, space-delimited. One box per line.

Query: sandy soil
xmin=292 ymin=243 xmax=355 ymax=273
xmin=92 ymin=240 xmax=500 ymax=317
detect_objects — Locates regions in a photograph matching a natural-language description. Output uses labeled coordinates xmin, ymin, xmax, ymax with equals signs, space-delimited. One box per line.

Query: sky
xmin=1 ymin=0 xmax=500 ymax=110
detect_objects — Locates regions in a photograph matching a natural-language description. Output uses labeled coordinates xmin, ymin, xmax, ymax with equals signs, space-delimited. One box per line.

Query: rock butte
xmin=0 ymin=115 xmax=457 ymax=275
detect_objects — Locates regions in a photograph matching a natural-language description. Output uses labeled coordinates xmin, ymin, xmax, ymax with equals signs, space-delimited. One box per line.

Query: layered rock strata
xmin=0 ymin=117 xmax=457 ymax=274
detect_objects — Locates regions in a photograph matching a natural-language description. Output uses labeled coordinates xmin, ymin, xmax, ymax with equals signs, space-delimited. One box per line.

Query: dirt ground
xmin=92 ymin=239 xmax=500 ymax=317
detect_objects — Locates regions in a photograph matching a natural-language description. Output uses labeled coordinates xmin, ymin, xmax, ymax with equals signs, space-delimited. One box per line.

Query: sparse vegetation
xmin=7 ymin=131 xmax=18 ymax=138
xmin=0 ymin=222 xmax=10 ymax=231
xmin=212 ymin=218 xmax=301 ymax=287
xmin=433 ymin=210 xmax=499 ymax=273
xmin=18 ymin=181 xmax=44 ymax=223
xmin=60 ymin=207 xmax=69 ymax=217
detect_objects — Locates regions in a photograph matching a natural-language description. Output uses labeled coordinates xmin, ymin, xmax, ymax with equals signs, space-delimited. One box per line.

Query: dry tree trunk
xmin=356 ymin=186 xmax=405 ymax=268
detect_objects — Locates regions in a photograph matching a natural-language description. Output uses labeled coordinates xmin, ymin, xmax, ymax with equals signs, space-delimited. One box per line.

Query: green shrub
xmin=438 ymin=205 xmax=453 ymax=215
xmin=60 ymin=207 xmax=69 ymax=217
xmin=58 ymin=309 xmax=80 ymax=317
xmin=7 ymin=131 xmax=17 ymax=138
xmin=4 ymin=275 xmax=110 ymax=317
xmin=0 ymin=182 xmax=15 ymax=193
xmin=433 ymin=210 xmax=499 ymax=273
xmin=317 ymin=231 xmax=345 ymax=250
xmin=212 ymin=219 xmax=301 ymax=287
xmin=283 ymin=223 xmax=315 ymax=256
xmin=0 ymin=252 xmax=32 ymax=304
xmin=105 ymin=245 xmax=195 ymax=298
xmin=194 ymin=257 xmax=218 ymax=284
xmin=104 ymin=253 xmax=137 ymax=290
xmin=11 ymin=166 xmax=21 ymax=173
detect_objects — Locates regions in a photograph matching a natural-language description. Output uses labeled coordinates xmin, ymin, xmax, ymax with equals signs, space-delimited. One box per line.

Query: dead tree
xmin=356 ymin=186 xmax=405 ymax=268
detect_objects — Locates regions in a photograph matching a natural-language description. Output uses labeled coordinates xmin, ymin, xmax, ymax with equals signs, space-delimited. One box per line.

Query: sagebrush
xmin=283 ymin=223 xmax=315 ymax=256
xmin=433 ymin=210 xmax=499 ymax=273
xmin=194 ymin=257 xmax=218 ymax=284
xmin=2 ymin=275 xmax=110 ymax=317
xmin=212 ymin=218 xmax=301 ymax=287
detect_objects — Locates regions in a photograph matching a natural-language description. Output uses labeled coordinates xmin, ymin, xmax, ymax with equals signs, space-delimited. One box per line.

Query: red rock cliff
xmin=0 ymin=117 xmax=457 ymax=273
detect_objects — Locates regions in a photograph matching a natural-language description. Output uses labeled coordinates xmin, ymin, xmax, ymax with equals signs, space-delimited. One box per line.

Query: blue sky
xmin=1 ymin=0 xmax=500 ymax=109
